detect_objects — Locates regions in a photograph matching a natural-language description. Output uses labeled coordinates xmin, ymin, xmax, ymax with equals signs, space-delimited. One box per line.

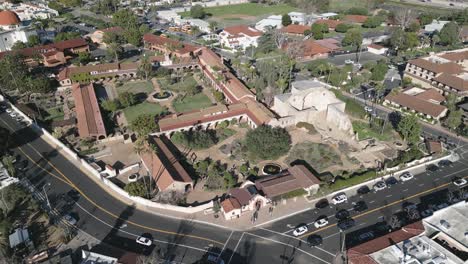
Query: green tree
xmin=282 ymin=14 xmax=292 ymax=26
xmin=342 ymin=28 xmax=362 ymax=52
xmin=363 ymin=16 xmax=383 ymax=28
xmin=139 ymin=24 xmax=150 ymax=34
xmin=370 ymin=61 xmax=388 ymax=81
xmin=405 ymin=32 xmax=420 ymax=50
xmin=335 ymin=23 xmax=352 ymax=33
xmin=419 ymin=13 xmax=433 ymax=26
xmin=407 ymin=21 xmax=421 ymax=32
xmin=103 ymin=31 xmax=124 ymax=45
xmin=101 ymin=99 xmax=120 ymax=112
xmin=137 ymin=55 xmax=152 ymax=80
xmin=223 ymin=171 xmax=237 ymax=189
xmin=389 ymin=27 xmax=406 ymax=54
xmin=446 ymin=109 xmax=463 ymax=131
xmin=11 ymin=41 xmax=27 ymax=50
xmin=107 ymin=42 xmax=124 ymax=61
xmin=27 ymin=35 xmax=40 ymax=46
xmin=347 ymin=7 xmax=368 ymax=15
xmin=124 ymin=26 xmax=142 ymax=46
xmin=311 ymin=23 xmax=327 ymax=40
xmin=397 ymin=114 xmax=421 ymax=145
xmin=118 ymin=92 xmax=136 ymax=107
xmin=190 ymin=5 xmax=206 ymax=19
xmin=245 ymin=125 xmax=291 ymax=160
xmin=2 ymin=155 xmax=16 ymax=177
xmin=112 ymin=8 xmax=138 ymax=28
xmin=54 ymin=31 xmax=80 ymax=42
xmin=78 ymin=52 xmax=91 ymax=65
xmin=439 ymin=22 xmax=460 ymax=46
xmin=213 ymin=90 xmax=224 ymax=102
xmin=124 ymin=181 xmax=147 ymax=197
xmin=131 ymin=114 xmax=159 ymax=135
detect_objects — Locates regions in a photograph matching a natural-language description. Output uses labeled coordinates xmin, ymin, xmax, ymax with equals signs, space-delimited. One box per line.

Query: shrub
xmin=245 ymin=125 xmax=291 ymax=160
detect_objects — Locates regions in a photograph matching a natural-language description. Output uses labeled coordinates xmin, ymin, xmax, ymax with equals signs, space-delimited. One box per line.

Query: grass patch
xmin=286 ymin=142 xmax=342 ymax=173
xmin=79 ymin=147 xmax=99 ymax=156
xmin=117 ymin=81 xmax=154 ymax=95
xmin=179 ymin=3 xmax=296 ymax=18
xmin=383 ymin=1 xmax=453 ymax=16
xmin=158 ymin=75 xmax=198 ymax=93
xmin=172 ymin=93 xmax=213 ymax=113
xmin=332 ymin=90 xmax=367 ymax=118
xmin=329 ymin=0 xmax=369 ymax=11
xmin=44 ymin=106 xmax=64 ymax=121
xmin=352 ymin=120 xmax=396 ymax=141
xmin=330 ymin=170 xmax=378 ymax=192
xmin=216 ymin=128 xmax=236 ymax=141
xmin=122 ymin=102 xmax=164 ymax=123
xmin=275 ymin=188 xmax=307 ymax=200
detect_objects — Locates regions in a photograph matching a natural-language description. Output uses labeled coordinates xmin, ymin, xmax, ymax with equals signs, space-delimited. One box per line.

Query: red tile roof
xmin=433 ymin=73 xmax=468 ymax=92
xmin=344 ymin=15 xmax=369 ymax=24
xmin=347 ymin=221 xmax=425 ymax=264
xmin=414 ymin=89 xmax=445 ymax=103
xmin=221 ymin=197 xmax=241 ymax=213
xmin=385 ymin=92 xmax=447 ymax=118
xmin=314 ymin=19 xmax=343 ymax=29
xmin=408 ymin=59 xmax=464 ymax=74
xmin=301 ymin=40 xmax=333 ymax=58
xmin=143 ymin=33 xmax=199 ymax=56
xmin=71 ymin=83 xmax=106 ymax=138
xmin=281 ymin=24 xmax=310 ymax=35
xmin=223 ymin=25 xmax=262 ymax=37
xmin=0 ymin=38 xmax=88 ymax=59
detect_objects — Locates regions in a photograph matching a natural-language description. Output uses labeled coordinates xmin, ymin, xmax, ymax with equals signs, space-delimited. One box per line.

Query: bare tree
xmin=389 ymin=215 xmax=401 ymax=230
xmin=407 ymin=209 xmax=420 ymax=220
xmin=273 ymin=29 xmax=287 ymax=49
xmin=459 ymin=188 xmax=467 ymax=200
xmin=447 ymin=191 xmax=456 ymax=203
xmin=394 ymin=9 xmax=416 ymax=30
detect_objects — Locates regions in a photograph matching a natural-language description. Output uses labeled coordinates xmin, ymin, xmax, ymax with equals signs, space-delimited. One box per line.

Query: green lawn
xmin=179 ymin=3 xmax=296 ymax=18
xmin=44 ymin=106 xmax=64 ymax=121
xmin=158 ymin=75 xmax=198 ymax=93
xmin=172 ymin=93 xmax=213 ymax=113
xmin=329 ymin=0 xmax=368 ymax=11
xmin=122 ymin=102 xmax=164 ymax=124
xmin=117 ymin=81 xmax=154 ymax=95
xmin=352 ymin=120 xmax=397 ymax=142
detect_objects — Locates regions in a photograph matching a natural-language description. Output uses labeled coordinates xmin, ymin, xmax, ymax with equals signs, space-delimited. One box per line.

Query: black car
xmin=357 ymin=185 xmax=370 ymax=195
xmin=338 ymin=218 xmax=355 ymax=230
xmin=438 ymin=160 xmax=452 ymax=167
xmin=335 ymin=209 xmax=350 ymax=220
xmin=315 ymin=199 xmax=329 ymax=209
xmin=427 ymin=164 xmax=439 ymax=172
xmin=307 ymin=235 xmax=323 ymax=247
xmin=385 ymin=177 xmax=398 ymax=186
xmin=353 ymin=201 xmax=368 ymax=212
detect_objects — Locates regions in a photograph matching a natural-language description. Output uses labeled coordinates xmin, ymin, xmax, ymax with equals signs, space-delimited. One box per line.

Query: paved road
xmin=0 ymin=110 xmax=319 ymax=264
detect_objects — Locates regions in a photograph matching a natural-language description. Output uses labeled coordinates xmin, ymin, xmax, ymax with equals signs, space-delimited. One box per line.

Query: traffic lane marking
xmin=0 ymin=118 xmax=225 ymax=246
xmin=226 ymin=232 xmax=245 ymax=264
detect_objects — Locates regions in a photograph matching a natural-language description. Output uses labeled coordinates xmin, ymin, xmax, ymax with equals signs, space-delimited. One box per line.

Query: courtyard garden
xmin=286 ymin=142 xmax=343 ymax=173
xmin=116 ymin=80 xmax=154 ymax=95
xmin=172 ymin=93 xmax=213 ymax=113
xmin=122 ymin=101 xmax=165 ymax=124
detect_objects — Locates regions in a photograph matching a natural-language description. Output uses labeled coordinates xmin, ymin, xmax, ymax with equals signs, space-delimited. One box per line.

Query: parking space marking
xmin=418 ymin=183 xmax=425 ymax=187
xmin=369 ymin=200 xmax=375 ymax=204
xmin=434 ymin=178 xmax=440 ymax=181
xmin=386 ymin=195 xmax=393 ymax=198
xmin=402 ymin=189 xmax=408 ymax=192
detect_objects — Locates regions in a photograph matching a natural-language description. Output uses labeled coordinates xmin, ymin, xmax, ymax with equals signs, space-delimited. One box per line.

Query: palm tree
xmin=133 ymin=138 xmax=150 ymax=199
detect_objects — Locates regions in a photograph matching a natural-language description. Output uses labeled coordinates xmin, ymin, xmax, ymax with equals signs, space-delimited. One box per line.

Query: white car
xmin=364 ymin=106 xmax=373 ymax=113
xmin=314 ymin=218 xmax=329 ymax=229
xmin=373 ymin=181 xmax=387 ymax=192
xmin=400 ymin=172 xmax=414 ymax=182
xmin=136 ymin=236 xmax=152 ymax=246
xmin=292 ymin=225 xmax=308 ymax=237
xmin=453 ymin=178 xmax=467 ymax=187
xmin=5 ymin=108 xmax=12 ymax=113
xmin=331 ymin=194 xmax=348 ymax=205
xmin=345 ymin=59 xmax=354 ymax=64
xmin=64 ymin=214 xmax=77 ymax=225
xmin=9 ymin=112 xmax=16 ymax=118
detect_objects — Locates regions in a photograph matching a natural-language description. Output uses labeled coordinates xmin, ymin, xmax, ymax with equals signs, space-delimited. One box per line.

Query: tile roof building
xmin=89 ymin=26 xmax=124 ymax=47
xmin=143 ymin=33 xmax=199 ymax=57
xmin=384 ymin=88 xmax=448 ymax=120
xmin=281 ymin=24 xmax=310 ymax=36
xmin=404 ymin=48 xmax=468 ymax=97
xmin=71 ymin=83 xmax=107 ymax=139
xmin=140 ymin=136 xmax=193 ymax=192
xmin=58 ymin=62 xmax=139 ymax=86
xmin=344 ymin=15 xmax=369 ymax=24
xmin=313 ymin=19 xmax=343 ymax=31
xmin=221 ymin=184 xmax=268 ymax=220
xmin=219 ymin=25 xmax=262 ymax=51
xmin=254 ymin=165 xmax=320 ymax=199
xmin=283 ymin=38 xmax=341 ymax=61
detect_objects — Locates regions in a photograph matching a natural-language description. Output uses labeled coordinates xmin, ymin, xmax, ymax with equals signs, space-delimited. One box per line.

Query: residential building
xmin=186 ymin=19 xmax=211 ymax=33
xmin=143 ymin=33 xmax=199 ymax=57
xmin=218 ymin=25 xmax=262 ymax=51
xmin=384 ymin=88 xmax=448 ymax=121
xmin=140 ymin=136 xmax=193 ymax=193
xmin=426 ymin=139 xmax=443 ymax=154
xmin=367 ymin=44 xmax=388 ymax=55
xmin=254 ymin=165 xmax=321 ymax=199
xmin=80 ymin=250 xmax=119 ymax=264
xmin=313 ymin=19 xmax=343 ymax=31
xmin=71 ymin=83 xmax=107 ymax=139
xmin=9 ymin=228 xmax=30 ymax=248
xmin=424 ymin=20 xmax=450 ymax=33
xmin=255 ymin=15 xmax=282 ymax=32
xmin=404 ymin=49 xmax=468 ymax=97
xmin=283 ymin=38 xmax=341 ymax=61
xmin=0 ymin=38 xmax=89 ymax=67
xmin=58 ymin=62 xmax=139 ymax=86
xmin=89 ymin=27 xmax=124 ymax=47
xmin=0 ymin=3 xmax=58 ymax=21
xmin=343 ymin=15 xmax=369 ymax=25
xmin=0 ymin=10 xmax=38 ymax=52
xmin=317 ymin=12 xmax=339 ymax=19
xmin=281 ymin=24 xmax=310 ymax=36
xmin=271 ymin=79 xmax=353 ymax=133
xmin=288 ymin=11 xmax=309 ymax=25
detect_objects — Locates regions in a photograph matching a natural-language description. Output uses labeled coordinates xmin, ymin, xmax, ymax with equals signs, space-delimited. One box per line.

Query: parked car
xmin=364 ymin=106 xmax=373 ymax=113
xmin=307 ymin=235 xmax=323 ymax=247
xmin=136 ymin=236 xmax=152 ymax=246
xmin=353 ymin=201 xmax=368 ymax=212
xmin=357 ymin=185 xmax=370 ymax=195
xmin=293 ymin=224 xmax=308 ymax=237
xmin=373 ymin=181 xmax=387 ymax=192
xmin=331 ymin=193 xmax=348 ymax=205
xmin=420 ymin=209 xmax=434 ymax=218
xmin=64 ymin=214 xmax=77 ymax=225
xmin=385 ymin=177 xmax=398 ymax=186
xmin=314 ymin=217 xmax=329 ymax=228
xmin=335 ymin=209 xmax=350 ymax=220
xmin=338 ymin=218 xmax=355 ymax=230
xmin=452 ymin=177 xmax=467 ymax=187
xmin=358 ymin=232 xmax=374 ymax=241
xmin=345 ymin=59 xmax=354 ymax=64
xmin=315 ymin=199 xmax=329 ymax=209
xmin=426 ymin=164 xmax=439 ymax=172
xmin=400 ymin=172 xmax=414 ymax=182
xmin=438 ymin=160 xmax=452 ymax=168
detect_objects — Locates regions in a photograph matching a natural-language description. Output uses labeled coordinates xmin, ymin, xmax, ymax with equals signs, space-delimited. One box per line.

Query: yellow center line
xmin=1 ymin=118 xmax=224 ymax=246
xmin=298 ymin=181 xmax=453 ymax=239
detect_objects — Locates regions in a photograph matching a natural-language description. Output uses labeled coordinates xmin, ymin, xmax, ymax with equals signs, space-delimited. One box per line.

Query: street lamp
xmin=42 ymin=182 xmax=51 ymax=210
